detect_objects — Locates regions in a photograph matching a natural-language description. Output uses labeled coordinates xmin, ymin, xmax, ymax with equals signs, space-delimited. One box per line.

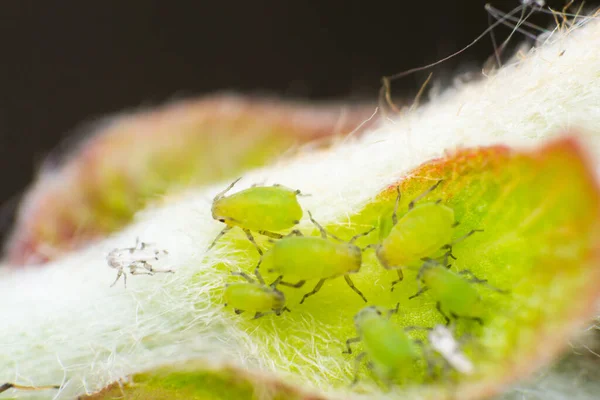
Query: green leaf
xmin=205 ymin=138 xmax=600 ymax=399
xmin=80 ymin=362 xmax=323 ymax=400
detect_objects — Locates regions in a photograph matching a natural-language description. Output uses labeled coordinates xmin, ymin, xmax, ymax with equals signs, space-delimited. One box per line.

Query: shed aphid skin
xmin=107 ymin=237 xmax=173 ymax=287
xmin=410 ymin=257 xmax=508 ymax=325
xmin=208 ymin=177 xmax=304 ymax=255
xmin=258 ymin=211 xmax=375 ymax=304
xmin=428 ymin=325 xmax=474 ymax=375
xmin=223 ymin=272 xmax=290 ymax=319
xmin=343 ymin=304 xmax=421 ymax=386
xmin=368 ymin=180 xmax=482 ymax=291
xmin=0 ymin=382 xmax=61 ymax=394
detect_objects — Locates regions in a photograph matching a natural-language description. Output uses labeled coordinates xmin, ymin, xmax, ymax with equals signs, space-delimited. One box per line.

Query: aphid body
xmin=259 ymin=212 xmax=373 ymax=304
xmin=411 ymin=259 xmax=486 ymax=324
xmin=209 ymin=178 xmax=303 ymax=253
xmin=377 ymin=201 xmax=454 ymax=269
xmin=370 ymin=181 xmax=480 ymax=290
xmin=344 ymin=305 xmax=420 ymax=384
xmin=224 ymin=282 xmax=287 ymax=316
xmin=263 ymin=237 xmax=361 ymax=280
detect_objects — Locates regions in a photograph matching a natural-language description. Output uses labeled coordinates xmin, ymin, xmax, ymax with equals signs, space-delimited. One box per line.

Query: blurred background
xmin=0 ymin=0 xmax=596 ymax=245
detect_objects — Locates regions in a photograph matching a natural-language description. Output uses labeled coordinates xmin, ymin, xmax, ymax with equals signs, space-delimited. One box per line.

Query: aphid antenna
xmin=348 ymin=227 xmax=376 ymax=245
xmin=231 ymin=271 xmax=255 ymax=284
xmin=408 ymin=180 xmax=444 ymax=210
xmin=416 ymin=257 xmax=444 ymax=280
xmin=213 ymin=177 xmax=242 ymax=202
xmin=389 ymin=185 xmax=402 ymax=227
xmin=457 ymin=269 xmax=509 ymax=294
xmin=306 ymin=210 xmax=344 ymax=242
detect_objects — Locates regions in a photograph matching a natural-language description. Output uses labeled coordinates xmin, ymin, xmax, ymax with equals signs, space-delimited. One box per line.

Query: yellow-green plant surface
xmin=80 ymin=363 xmax=324 ymax=400
xmin=85 ymin=138 xmax=600 ymax=399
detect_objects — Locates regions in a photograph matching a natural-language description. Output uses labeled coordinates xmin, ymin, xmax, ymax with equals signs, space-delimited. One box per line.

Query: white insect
xmin=107 ymin=238 xmax=173 ymax=287
xmin=428 ymin=325 xmax=474 ymax=375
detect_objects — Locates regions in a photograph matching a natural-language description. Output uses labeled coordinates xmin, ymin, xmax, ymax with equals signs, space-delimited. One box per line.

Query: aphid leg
xmin=344 ymin=275 xmax=368 ymax=302
xmin=392 ymin=186 xmax=401 ymax=226
xmin=361 ymin=243 xmax=380 ymax=252
xmin=408 ymin=180 xmax=444 ymax=210
xmin=387 ymin=302 xmax=400 ymax=317
xmin=276 ymin=306 xmax=291 ymax=315
xmin=390 ymin=269 xmax=404 ymax=291
xmin=243 ymin=229 xmax=263 ymax=256
xmin=110 ymin=268 xmax=125 ymax=288
xmin=300 ymin=279 xmax=326 ymax=304
xmin=231 ymin=271 xmax=255 ymax=283
xmin=458 ymin=270 xmax=509 ymax=293
xmin=207 ymin=225 xmax=233 ymax=251
xmin=285 ymin=229 xmax=304 ymax=237
xmin=351 ymin=352 xmax=367 ymax=386
xmin=234 ymin=309 xmax=245 ymax=315
xmin=404 ymin=325 xmax=430 ymax=333
xmin=138 ymin=260 xmax=174 ymax=275
xmin=213 ymin=177 xmax=242 ymax=201
xmin=278 ymin=280 xmax=306 ymax=288
xmin=436 ymin=302 xmax=451 ymax=325
xmin=441 ymin=229 xmax=484 ymax=256
xmin=253 ymin=258 xmax=266 ymax=285
xmin=451 ymin=312 xmax=484 ymax=325
xmin=0 ymin=383 xmax=61 ymax=393
xmin=348 ymin=227 xmax=376 ymax=244
xmin=420 ymin=346 xmax=439 ymax=382
xmin=307 ymin=211 xmax=328 ymax=239
xmin=343 ymin=336 xmax=361 ymax=354
xmin=269 ymin=275 xmax=283 ymax=287
xmin=409 ymin=286 xmax=429 ymax=300
xmin=253 ymin=312 xmax=268 ymax=319
xmin=257 ymin=230 xmax=284 ymax=239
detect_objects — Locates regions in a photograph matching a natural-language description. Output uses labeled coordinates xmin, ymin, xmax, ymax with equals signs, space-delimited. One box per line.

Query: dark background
xmin=0 ymin=0 xmax=595 ymax=242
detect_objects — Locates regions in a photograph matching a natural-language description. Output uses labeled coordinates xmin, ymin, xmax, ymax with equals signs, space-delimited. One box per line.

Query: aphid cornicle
xmin=343 ymin=304 xmax=420 ymax=386
xmin=369 ymin=180 xmax=481 ymax=290
xmin=208 ymin=178 xmax=304 ymax=255
xmin=258 ymin=211 xmax=374 ymax=304
xmin=410 ymin=257 xmax=506 ymax=325
xmin=224 ymin=272 xmax=290 ymax=319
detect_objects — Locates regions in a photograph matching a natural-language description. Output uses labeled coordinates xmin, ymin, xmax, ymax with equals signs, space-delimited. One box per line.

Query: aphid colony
xmin=105 ymin=177 xmax=505 ymax=385
xmin=207 ymin=177 xmax=507 ymax=384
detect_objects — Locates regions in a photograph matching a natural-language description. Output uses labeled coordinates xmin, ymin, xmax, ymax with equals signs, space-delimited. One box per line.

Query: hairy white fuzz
xmin=2 ymin=15 xmax=600 ymax=400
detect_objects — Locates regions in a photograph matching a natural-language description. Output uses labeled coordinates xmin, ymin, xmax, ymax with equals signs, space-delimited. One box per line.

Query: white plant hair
xmin=2 ymin=12 xmax=600 ymax=400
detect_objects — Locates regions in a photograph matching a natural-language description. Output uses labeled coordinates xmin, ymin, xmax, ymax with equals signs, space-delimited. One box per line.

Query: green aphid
xmin=224 ymin=272 xmax=290 ymax=319
xmin=410 ymin=257 xmax=507 ymax=325
xmin=258 ymin=211 xmax=375 ymax=304
xmin=209 ymin=178 xmax=304 ymax=254
xmin=343 ymin=304 xmax=421 ymax=386
xmin=369 ymin=180 xmax=481 ymax=290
